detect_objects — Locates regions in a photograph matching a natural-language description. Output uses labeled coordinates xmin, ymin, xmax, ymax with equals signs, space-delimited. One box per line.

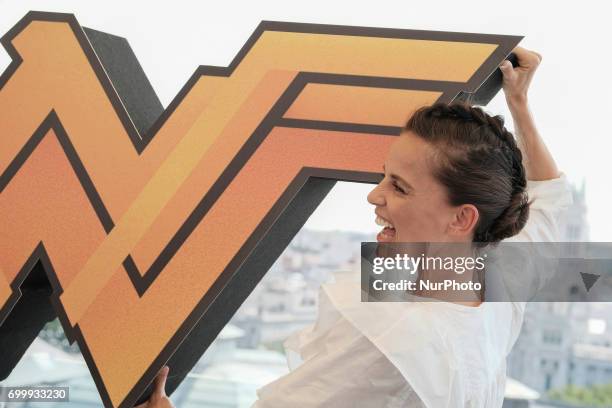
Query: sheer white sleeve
xmin=499 ymin=172 xmax=574 ymax=352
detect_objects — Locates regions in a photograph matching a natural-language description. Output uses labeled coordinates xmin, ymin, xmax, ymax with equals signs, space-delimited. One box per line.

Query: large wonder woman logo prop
xmin=0 ymin=11 xmax=521 ymax=407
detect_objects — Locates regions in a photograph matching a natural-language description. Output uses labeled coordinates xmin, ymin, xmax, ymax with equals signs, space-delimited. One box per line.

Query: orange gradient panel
xmin=0 ymin=267 xmax=11 ymax=312
xmin=128 ymin=70 xmax=297 ymax=272
xmin=0 ymin=21 xmax=224 ymax=220
xmin=0 ymin=131 xmax=106 ymax=288
xmin=285 ymin=84 xmax=442 ymax=125
xmin=245 ymin=31 xmax=497 ymax=82
xmin=76 ymin=127 xmax=394 ymax=405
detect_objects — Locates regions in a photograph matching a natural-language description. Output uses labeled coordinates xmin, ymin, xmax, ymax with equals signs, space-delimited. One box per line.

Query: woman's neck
xmin=413 ymin=243 xmax=484 ymax=306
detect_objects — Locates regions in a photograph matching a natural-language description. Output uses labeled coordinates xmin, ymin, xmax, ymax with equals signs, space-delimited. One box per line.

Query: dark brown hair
xmin=405 ymin=101 xmax=530 ymax=247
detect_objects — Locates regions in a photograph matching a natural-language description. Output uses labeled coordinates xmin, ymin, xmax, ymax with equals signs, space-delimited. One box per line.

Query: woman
xmin=136 ymin=46 xmax=573 ymax=407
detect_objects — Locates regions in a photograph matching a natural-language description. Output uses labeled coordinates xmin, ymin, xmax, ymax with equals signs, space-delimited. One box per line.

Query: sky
xmin=1 ymin=0 xmax=610 ymax=241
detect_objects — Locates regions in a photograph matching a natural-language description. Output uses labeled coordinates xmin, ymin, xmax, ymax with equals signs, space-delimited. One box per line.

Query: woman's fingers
xmin=512 ymin=46 xmax=542 ymax=69
xmin=499 ymin=60 xmax=514 ymax=76
xmin=499 ymin=60 xmax=518 ymax=86
xmin=499 ymin=46 xmax=542 ymax=83
xmin=152 ymin=366 xmax=169 ymax=398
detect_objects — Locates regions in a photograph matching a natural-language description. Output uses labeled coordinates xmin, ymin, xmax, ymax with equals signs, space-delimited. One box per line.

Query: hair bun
xmin=476 ymin=190 xmax=530 ymax=244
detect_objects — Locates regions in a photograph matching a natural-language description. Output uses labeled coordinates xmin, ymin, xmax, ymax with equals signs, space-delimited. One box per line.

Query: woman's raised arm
xmin=500 ymin=46 xmax=561 ymax=181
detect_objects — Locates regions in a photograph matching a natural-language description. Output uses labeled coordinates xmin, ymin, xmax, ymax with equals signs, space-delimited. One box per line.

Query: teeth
xmin=375 ymin=215 xmax=395 ymax=229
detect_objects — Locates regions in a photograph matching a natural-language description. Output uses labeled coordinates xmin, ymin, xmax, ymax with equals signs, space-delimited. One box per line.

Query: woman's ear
xmin=448 ymin=204 xmax=479 ymax=237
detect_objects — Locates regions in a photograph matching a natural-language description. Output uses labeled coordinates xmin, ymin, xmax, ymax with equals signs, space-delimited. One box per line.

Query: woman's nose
xmin=367 ymin=183 xmax=386 ymax=206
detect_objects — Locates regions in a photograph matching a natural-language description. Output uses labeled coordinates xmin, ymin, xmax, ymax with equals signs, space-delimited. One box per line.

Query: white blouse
xmin=252 ymin=174 xmax=574 ymax=408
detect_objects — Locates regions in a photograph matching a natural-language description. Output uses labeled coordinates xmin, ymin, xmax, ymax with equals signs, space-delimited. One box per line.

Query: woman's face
xmin=367 ymin=131 xmax=477 ymax=243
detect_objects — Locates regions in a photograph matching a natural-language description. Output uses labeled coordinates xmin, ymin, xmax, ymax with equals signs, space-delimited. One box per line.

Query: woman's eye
xmin=393 ymin=183 xmax=405 ymax=194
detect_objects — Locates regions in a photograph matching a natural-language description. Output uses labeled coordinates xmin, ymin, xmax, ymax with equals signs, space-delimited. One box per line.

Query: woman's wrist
xmin=505 ymin=96 xmax=533 ymax=137
xmin=505 ymin=94 xmax=529 ymax=111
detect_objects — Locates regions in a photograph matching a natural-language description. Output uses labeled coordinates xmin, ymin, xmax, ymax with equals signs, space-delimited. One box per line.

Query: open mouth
xmin=375 ymin=215 xmax=396 ymax=242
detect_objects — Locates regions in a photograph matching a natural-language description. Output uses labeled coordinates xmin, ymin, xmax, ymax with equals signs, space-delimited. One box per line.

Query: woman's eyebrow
xmin=382 ymin=164 xmax=413 ymax=190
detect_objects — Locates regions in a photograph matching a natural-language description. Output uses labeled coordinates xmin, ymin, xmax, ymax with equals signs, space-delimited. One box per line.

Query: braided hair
xmin=405 ymin=101 xmax=530 ymax=247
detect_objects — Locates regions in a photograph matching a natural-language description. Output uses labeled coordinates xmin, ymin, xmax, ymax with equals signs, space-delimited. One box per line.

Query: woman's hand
xmin=499 ymin=46 xmax=542 ymax=106
xmin=134 ymin=366 xmax=176 ymax=408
